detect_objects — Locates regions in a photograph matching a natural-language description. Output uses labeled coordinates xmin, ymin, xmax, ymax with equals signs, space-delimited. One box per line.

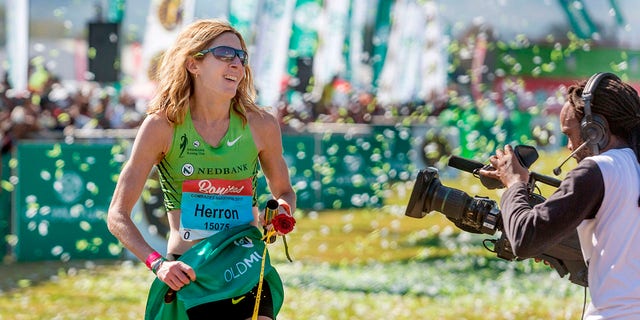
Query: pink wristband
xmin=145 ymin=251 xmax=162 ymax=270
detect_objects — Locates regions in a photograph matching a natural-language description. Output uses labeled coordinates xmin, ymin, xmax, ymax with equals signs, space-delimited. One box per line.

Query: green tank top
xmin=156 ymin=108 xmax=259 ymax=212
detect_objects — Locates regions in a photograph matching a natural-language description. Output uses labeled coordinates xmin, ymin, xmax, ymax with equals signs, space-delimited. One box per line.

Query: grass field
xmin=0 ymin=150 xmax=587 ymax=319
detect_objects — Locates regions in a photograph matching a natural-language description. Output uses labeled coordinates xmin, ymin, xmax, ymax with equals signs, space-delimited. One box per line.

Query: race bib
xmin=180 ymin=178 xmax=254 ymax=241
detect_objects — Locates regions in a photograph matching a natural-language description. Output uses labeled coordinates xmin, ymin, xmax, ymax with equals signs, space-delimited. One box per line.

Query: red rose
xmin=272 ymin=213 xmax=296 ymax=234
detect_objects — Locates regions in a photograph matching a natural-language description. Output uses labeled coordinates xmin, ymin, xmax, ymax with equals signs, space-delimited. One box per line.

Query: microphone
xmin=448 ymin=155 xmax=484 ymax=174
xmin=448 ymin=155 xmax=504 ymax=189
xmin=552 ymin=140 xmax=590 ymax=176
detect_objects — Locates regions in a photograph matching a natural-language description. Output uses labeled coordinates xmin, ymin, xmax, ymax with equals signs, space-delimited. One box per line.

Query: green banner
xmin=496 ymin=45 xmax=640 ymax=79
xmin=287 ymin=0 xmax=321 ymax=78
xmin=288 ymin=0 xmax=321 ymax=59
xmin=13 ymin=142 xmax=122 ymax=261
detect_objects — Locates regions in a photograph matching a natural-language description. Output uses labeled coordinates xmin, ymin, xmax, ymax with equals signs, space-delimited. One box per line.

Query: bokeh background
xmin=0 ymin=0 xmax=638 ymax=319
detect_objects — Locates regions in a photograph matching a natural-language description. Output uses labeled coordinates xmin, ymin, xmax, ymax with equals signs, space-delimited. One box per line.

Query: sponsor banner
xmin=13 ymin=143 xmax=122 ymax=261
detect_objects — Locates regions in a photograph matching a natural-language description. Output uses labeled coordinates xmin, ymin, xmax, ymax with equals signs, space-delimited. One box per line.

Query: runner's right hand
xmin=156 ymin=260 xmax=196 ymax=291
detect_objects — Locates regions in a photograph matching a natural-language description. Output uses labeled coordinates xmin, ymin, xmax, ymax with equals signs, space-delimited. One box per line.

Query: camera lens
xmin=405 ymin=168 xmax=470 ymax=220
xmin=405 ymin=168 xmax=500 ymax=235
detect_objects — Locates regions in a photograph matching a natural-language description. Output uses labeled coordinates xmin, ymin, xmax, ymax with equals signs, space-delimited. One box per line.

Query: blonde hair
xmin=146 ymin=19 xmax=261 ymax=125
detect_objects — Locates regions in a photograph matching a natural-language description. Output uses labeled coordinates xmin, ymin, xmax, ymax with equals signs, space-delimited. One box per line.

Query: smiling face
xmin=193 ymin=31 xmax=246 ymax=101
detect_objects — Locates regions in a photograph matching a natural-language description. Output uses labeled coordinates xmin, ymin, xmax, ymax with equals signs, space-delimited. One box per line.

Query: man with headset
xmin=480 ymin=72 xmax=640 ymax=319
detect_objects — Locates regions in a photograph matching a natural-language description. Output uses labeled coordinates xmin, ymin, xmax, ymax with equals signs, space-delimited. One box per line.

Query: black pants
xmin=166 ymin=253 xmax=275 ymax=320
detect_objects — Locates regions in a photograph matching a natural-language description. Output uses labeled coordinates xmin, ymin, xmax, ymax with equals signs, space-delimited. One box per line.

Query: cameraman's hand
xmin=480 ymin=145 xmax=529 ymax=188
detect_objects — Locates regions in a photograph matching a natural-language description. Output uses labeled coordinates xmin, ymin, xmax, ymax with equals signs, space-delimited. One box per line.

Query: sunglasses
xmin=194 ymin=46 xmax=248 ymax=66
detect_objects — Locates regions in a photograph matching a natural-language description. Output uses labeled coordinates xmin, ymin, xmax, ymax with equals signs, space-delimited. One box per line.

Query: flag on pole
xmin=6 ymin=0 xmax=29 ymax=93
xmin=252 ymin=0 xmax=296 ymax=109
xmin=377 ymin=0 xmax=446 ymax=106
xmin=371 ymin=0 xmax=393 ymax=91
xmin=311 ymin=0 xmax=350 ymax=94
xmin=228 ymin=0 xmax=260 ymax=46
xmin=132 ymin=0 xmax=195 ymax=99
xmin=284 ymin=0 xmax=322 ymax=109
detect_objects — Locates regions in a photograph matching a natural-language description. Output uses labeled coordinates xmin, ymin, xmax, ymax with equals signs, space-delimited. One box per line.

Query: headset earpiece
xmin=580 ymin=72 xmax=618 ymax=155
xmin=580 ymin=113 xmax=609 ymax=151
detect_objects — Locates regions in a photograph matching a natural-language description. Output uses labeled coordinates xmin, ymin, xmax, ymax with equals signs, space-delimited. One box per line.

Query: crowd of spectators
xmin=0 ymin=63 xmax=395 ymax=156
xmin=0 ymin=69 xmax=145 ymax=155
xmin=3 ymin=56 xmax=454 ymax=161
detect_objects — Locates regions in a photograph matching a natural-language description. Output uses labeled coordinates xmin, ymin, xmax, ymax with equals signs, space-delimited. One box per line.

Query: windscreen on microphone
xmin=448 ymin=155 xmax=504 ymax=189
xmin=447 ymin=156 xmax=484 ymax=174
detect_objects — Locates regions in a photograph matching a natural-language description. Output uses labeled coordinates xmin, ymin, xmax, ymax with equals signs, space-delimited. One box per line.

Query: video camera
xmin=405 ymin=145 xmax=588 ymax=287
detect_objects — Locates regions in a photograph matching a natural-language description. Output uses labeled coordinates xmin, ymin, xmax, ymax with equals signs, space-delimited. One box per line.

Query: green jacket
xmin=145 ymin=225 xmax=284 ymax=319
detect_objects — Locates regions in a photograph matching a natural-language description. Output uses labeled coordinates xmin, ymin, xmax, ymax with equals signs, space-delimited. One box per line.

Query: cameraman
xmin=480 ymin=73 xmax=640 ymax=319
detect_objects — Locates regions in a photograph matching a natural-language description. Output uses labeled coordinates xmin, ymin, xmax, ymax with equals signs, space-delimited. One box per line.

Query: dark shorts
xmin=187 ymin=281 xmax=274 ymax=320
xmin=166 ymin=253 xmax=274 ymax=320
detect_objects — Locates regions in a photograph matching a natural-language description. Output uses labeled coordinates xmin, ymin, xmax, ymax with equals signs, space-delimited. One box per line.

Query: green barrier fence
xmin=1 ymin=116 xmax=562 ymax=261
xmin=280 ymin=134 xmax=317 ymax=209
xmin=256 ymin=124 xmax=431 ymax=210
xmin=2 ymin=124 xmax=459 ymax=261
xmin=1 ymin=154 xmax=11 ymax=259
xmin=12 ymin=142 xmax=122 ymax=261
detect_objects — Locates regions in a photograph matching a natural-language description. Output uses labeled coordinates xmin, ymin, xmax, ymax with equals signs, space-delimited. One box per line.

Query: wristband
xmin=145 ymin=251 xmax=162 ymax=270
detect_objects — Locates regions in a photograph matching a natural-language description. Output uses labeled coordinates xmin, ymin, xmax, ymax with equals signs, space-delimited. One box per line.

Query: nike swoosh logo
xmin=231 ymin=295 xmax=246 ymax=304
xmin=227 ymin=135 xmax=242 ymax=147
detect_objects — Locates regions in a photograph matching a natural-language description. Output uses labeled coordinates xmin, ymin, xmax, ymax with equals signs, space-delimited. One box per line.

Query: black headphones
xmin=581 ymin=72 xmax=618 ymax=155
